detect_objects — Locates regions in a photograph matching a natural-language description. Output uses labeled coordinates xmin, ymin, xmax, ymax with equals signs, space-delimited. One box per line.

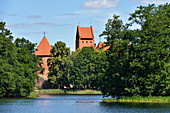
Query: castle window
xmin=90 ymin=41 xmax=92 ymax=43
xmin=81 ymin=38 xmax=93 ymax=40
xmin=86 ymin=41 xmax=88 ymax=43
xmin=82 ymin=41 xmax=84 ymax=43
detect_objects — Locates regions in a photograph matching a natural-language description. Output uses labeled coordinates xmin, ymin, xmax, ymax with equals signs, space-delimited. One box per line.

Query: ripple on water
xmin=0 ymin=95 xmax=170 ymax=113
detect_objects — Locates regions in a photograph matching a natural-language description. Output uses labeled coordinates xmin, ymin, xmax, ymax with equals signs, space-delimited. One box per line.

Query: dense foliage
xmin=1 ymin=3 xmax=169 ymax=97
xmin=0 ymin=22 xmax=41 ymax=97
xmin=47 ymin=4 xmax=169 ymax=95
xmin=47 ymin=41 xmax=71 ymax=89
xmin=47 ymin=45 xmax=107 ymax=90
xmin=100 ymin=3 xmax=170 ymax=97
xmin=70 ymin=47 xmax=108 ymax=89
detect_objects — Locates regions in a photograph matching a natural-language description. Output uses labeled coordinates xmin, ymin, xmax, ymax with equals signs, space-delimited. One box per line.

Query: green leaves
xmin=48 ymin=41 xmax=71 ymax=89
xmin=0 ymin=21 xmax=40 ymax=97
xmin=99 ymin=3 xmax=170 ymax=97
xmin=70 ymin=47 xmax=108 ymax=90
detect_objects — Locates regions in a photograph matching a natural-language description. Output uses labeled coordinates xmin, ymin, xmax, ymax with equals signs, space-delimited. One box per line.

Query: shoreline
xmin=102 ymin=96 xmax=170 ymax=103
xmin=28 ymin=89 xmax=102 ymax=97
xmin=4 ymin=89 xmax=170 ymax=104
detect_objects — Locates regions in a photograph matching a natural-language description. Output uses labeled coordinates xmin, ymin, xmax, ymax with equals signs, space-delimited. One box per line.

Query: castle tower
xmin=76 ymin=25 xmax=95 ymax=50
xmin=34 ymin=36 xmax=52 ymax=77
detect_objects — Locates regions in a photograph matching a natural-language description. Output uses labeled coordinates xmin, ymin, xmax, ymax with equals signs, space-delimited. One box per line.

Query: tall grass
xmin=102 ymin=96 xmax=170 ymax=103
xmin=27 ymin=92 xmax=39 ymax=98
xmin=33 ymin=89 xmax=102 ymax=95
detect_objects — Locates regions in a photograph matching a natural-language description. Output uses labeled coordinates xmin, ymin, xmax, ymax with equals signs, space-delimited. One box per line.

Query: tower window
xmin=90 ymin=41 xmax=92 ymax=43
xmin=82 ymin=41 xmax=84 ymax=43
xmin=81 ymin=38 xmax=93 ymax=40
xmin=86 ymin=41 xmax=88 ymax=43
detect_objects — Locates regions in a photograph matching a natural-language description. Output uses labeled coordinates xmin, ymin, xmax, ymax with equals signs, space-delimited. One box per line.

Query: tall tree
xmin=94 ymin=49 xmax=109 ymax=90
xmin=0 ymin=22 xmax=41 ymax=97
xmin=70 ymin=47 xmax=107 ymax=90
xmin=100 ymin=3 xmax=170 ymax=97
xmin=70 ymin=47 xmax=96 ymax=89
xmin=0 ymin=22 xmax=18 ymax=97
xmin=14 ymin=38 xmax=42 ymax=95
xmin=47 ymin=41 xmax=71 ymax=89
xmin=127 ymin=3 xmax=170 ymax=96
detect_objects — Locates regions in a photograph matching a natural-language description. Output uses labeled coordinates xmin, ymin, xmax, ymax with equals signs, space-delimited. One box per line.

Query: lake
xmin=0 ymin=95 xmax=170 ymax=113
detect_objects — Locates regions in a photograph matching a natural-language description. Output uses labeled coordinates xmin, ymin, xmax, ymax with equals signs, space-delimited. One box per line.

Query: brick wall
xmin=37 ymin=57 xmax=51 ymax=77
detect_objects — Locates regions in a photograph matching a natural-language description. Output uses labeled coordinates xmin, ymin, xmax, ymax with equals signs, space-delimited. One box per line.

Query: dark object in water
xmin=76 ymin=101 xmax=95 ymax=103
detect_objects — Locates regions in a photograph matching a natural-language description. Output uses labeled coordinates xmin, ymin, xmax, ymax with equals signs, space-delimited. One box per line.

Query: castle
xmin=76 ymin=25 xmax=95 ymax=49
xmin=34 ymin=25 xmax=108 ymax=86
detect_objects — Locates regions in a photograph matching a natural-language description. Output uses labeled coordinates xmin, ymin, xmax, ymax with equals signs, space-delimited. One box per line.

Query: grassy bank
xmin=33 ymin=89 xmax=102 ymax=95
xmin=27 ymin=92 xmax=39 ymax=98
xmin=102 ymin=96 xmax=170 ymax=103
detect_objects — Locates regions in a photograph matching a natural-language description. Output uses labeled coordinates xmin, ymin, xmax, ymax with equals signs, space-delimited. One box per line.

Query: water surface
xmin=0 ymin=95 xmax=169 ymax=113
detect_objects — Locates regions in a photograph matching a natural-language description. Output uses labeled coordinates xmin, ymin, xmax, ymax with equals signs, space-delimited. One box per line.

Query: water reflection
xmin=99 ymin=102 xmax=170 ymax=113
xmin=100 ymin=102 xmax=170 ymax=109
xmin=0 ymin=95 xmax=169 ymax=113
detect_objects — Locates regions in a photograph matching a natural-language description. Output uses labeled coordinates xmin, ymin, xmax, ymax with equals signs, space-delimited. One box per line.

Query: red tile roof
xmin=95 ymin=42 xmax=110 ymax=50
xmin=77 ymin=25 xmax=94 ymax=38
xmin=95 ymin=42 xmax=130 ymax=50
xmin=34 ymin=37 xmax=52 ymax=56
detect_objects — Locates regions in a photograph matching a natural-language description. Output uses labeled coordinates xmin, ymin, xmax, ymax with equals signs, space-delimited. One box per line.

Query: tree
xmin=14 ymin=38 xmax=42 ymax=95
xmin=94 ymin=49 xmax=109 ymax=90
xmin=0 ymin=22 xmax=18 ymax=97
xmin=100 ymin=15 xmax=132 ymax=96
xmin=70 ymin=47 xmax=108 ymax=90
xmin=0 ymin=22 xmax=41 ymax=97
xmin=70 ymin=47 xmax=96 ymax=89
xmin=100 ymin=3 xmax=170 ymax=97
xmin=127 ymin=3 xmax=170 ymax=96
xmin=47 ymin=41 xmax=71 ymax=89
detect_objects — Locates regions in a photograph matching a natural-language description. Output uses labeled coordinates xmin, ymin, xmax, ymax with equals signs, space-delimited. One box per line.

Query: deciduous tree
xmin=100 ymin=3 xmax=170 ymax=97
xmin=70 ymin=47 xmax=108 ymax=90
xmin=48 ymin=41 xmax=71 ymax=89
xmin=0 ymin=22 xmax=41 ymax=97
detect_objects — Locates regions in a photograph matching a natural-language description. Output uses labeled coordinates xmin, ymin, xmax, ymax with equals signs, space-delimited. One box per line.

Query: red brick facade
xmin=36 ymin=57 xmax=50 ymax=76
xmin=35 ymin=26 xmax=107 ymax=78
xmin=76 ymin=25 xmax=95 ymax=50
xmin=34 ymin=27 xmax=108 ymax=88
xmin=34 ymin=36 xmax=52 ymax=77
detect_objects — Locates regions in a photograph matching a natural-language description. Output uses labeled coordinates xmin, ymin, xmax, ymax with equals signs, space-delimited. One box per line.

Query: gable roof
xmin=95 ymin=42 xmax=110 ymax=50
xmin=77 ymin=25 xmax=94 ymax=38
xmin=34 ymin=37 xmax=52 ymax=56
xmin=95 ymin=42 xmax=130 ymax=50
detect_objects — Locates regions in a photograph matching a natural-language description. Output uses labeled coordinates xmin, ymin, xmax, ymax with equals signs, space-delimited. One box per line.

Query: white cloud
xmin=82 ymin=0 xmax=119 ymax=8
xmin=129 ymin=0 xmax=136 ymax=1
xmin=59 ymin=13 xmax=80 ymax=16
xmin=129 ymin=0 xmax=170 ymax=4
xmin=141 ymin=0 xmax=170 ymax=4
xmin=7 ymin=22 xmax=56 ymax=28
xmin=54 ymin=12 xmax=79 ymax=18
xmin=27 ymin=15 xmax=42 ymax=19
xmin=29 ymin=31 xmax=43 ymax=34
xmin=8 ymin=14 xmax=19 ymax=16
xmin=54 ymin=9 xmax=101 ymax=19
xmin=7 ymin=22 xmax=73 ymax=28
xmin=29 ymin=22 xmax=56 ymax=26
xmin=17 ymin=31 xmax=44 ymax=35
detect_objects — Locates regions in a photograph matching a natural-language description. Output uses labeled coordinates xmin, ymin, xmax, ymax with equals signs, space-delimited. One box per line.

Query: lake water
xmin=0 ymin=95 xmax=170 ymax=113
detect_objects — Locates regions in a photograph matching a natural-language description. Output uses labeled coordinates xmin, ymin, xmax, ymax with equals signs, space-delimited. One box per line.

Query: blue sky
xmin=0 ymin=0 xmax=169 ymax=51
